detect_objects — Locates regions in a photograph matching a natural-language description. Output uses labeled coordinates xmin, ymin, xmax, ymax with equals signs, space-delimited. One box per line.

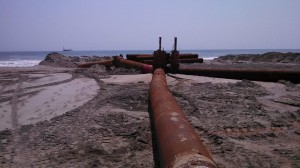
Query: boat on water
xmin=63 ymin=47 xmax=72 ymax=51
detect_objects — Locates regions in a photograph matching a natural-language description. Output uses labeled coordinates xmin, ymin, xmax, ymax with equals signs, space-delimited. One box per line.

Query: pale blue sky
xmin=0 ymin=0 xmax=299 ymax=51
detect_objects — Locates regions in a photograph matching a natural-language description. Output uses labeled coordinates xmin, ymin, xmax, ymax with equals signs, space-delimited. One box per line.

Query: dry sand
xmin=0 ymin=63 xmax=300 ymax=167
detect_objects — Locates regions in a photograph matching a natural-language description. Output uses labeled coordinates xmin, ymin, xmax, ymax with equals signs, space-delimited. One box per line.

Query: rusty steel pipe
xmin=113 ymin=56 xmax=153 ymax=73
xmin=149 ymin=68 xmax=217 ymax=168
xmin=178 ymin=53 xmax=199 ymax=59
xmin=135 ymin=55 xmax=156 ymax=61
xmin=127 ymin=54 xmax=199 ymax=62
xmin=174 ymin=37 xmax=177 ymax=51
xmin=159 ymin=36 xmax=162 ymax=50
xmin=77 ymin=59 xmax=113 ymax=68
xmin=178 ymin=67 xmax=300 ymax=83
xmin=113 ymin=56 xmax=147 ymax=69
xmin=178 ymin=58 xmax=204 ymax=63
xmin=143 ymin=58 xmax=204 ymax=65
xmin=126 ymin=54 xmax=153 ymax=61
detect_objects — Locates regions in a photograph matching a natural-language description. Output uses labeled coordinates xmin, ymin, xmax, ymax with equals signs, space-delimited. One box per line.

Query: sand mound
xmin=39 ymin=52 xmax=112 ymax=68
xmin=39 ymin=52 xmax=79 ymax=67
xmin=214 ymin=52 xmax=300 ymax=63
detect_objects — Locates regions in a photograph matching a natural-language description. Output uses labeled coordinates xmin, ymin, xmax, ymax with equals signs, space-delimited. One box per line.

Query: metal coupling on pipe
xmin=149 ymin=68 xmax=218 ymax=168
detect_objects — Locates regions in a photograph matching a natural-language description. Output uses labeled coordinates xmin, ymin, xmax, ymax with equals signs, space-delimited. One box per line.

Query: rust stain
xmin=149 ymin=68 xmax=218 ymax=168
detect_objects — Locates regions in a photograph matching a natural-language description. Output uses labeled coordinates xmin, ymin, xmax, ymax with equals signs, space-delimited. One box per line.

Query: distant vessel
xmin=63 ymin=47 xmax=72 ymax=51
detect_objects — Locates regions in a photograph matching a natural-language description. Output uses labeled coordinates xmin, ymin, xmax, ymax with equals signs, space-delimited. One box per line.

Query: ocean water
xmin=0 ymin=49 xmax=299 ymax=67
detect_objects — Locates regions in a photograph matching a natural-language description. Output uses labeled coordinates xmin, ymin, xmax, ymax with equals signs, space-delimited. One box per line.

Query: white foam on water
xmin=0 ymin=60 xmax=41 ymax=67
xmin=203 ymin=57 xmax=217 ymax=60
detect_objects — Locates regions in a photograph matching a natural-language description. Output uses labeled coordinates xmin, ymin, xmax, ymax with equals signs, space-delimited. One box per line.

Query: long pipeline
xmin=113 ymin=56 xmax=153 ymax=73
xmin=149 ymin=68 xmax=217 ymax=168
xmin=143 ymin=58 xmax=204 ymax=65
xmin=126 ymin=54 xmax=199 ymax=62
xmin=77 ymin=59 xmax=113 ymax=68
xmin=178 ymin=67 xmax=300 ymax=83
xmin=126 ymin=54 xmax=153 ymax=61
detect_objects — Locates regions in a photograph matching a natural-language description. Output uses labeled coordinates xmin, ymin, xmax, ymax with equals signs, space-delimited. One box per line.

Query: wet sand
xmin=0 ymin=66 xmax=98 ymax=131
xmin=0 ymin=63 xmax=299 ymax=167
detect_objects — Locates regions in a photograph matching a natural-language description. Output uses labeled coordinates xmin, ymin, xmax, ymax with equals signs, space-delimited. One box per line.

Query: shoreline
xmin=1 ymin=50 xmax=299 ymax=68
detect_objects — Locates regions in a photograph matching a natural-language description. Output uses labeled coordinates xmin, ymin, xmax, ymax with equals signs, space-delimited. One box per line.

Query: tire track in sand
xmin=0 ymin=84 xmax=7 ymax=95
xmin=10 ymin=81 xmax=22 ymax=129
xmin=9 ymin=77 xmax=23 ymax=166
xmin=8 ymin=76 xmax=39 ymax=166
xmin=1 ymin=72 xmax=77 ymax=95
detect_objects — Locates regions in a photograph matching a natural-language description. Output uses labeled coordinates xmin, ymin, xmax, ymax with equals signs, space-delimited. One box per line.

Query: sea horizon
xmin=1 ymin=49 xmax=300 ymax=67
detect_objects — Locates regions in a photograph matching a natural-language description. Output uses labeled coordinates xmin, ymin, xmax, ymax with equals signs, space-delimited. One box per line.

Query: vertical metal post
xmin=153 ymin=37 xmax=167 ymax=71
xmin=159 ymin=37 xmax=162 ymax=51
xmin=171 ymin=37 xmax=180 ymax=71
xmin=174 ymin=37 xmax=177 ymax=51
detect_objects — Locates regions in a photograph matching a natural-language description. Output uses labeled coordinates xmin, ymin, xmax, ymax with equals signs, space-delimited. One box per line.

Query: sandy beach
xmin=2 ymin=0 xmax=300 ymax=167
xmin=0 ymin=55 xmax=300 ymax=167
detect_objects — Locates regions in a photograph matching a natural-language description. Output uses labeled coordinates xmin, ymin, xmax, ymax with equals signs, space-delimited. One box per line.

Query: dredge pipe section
xmin=149 ymin=68 xmax=217 ymax=168
xmin=77 ymin=59 xmax=113 ymax=68
xmin=127 ymin=54 xmax=199 ymax=62
xmin=143 ymin=58 xmax=204 ymax=65
xmin=126 ymin=54 xmax=153 ymax=61
xmin=178 ymin=67 xmax=300 ymax=83
xmin=113 ymin=56 xmax=153 ymax=73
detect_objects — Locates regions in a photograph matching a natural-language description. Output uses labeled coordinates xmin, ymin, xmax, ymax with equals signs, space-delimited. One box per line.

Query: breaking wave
xmin=0 ymin=60 xmax=41 ymax=67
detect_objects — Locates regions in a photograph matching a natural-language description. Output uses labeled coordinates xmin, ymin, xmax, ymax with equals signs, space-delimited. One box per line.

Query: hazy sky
xmin=1 ymin=0 xmax=300 ymax=51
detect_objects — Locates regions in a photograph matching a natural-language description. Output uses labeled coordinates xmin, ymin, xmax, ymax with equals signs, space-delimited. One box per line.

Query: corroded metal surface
xmin=170 ymin=50 xmax=180 ymax=70
xmin=142 ymin=64 xmax=153 ymax=73
xmin=177 ymin=58 xmax=204 ymax=63
xmin=178 ymin=53 xmax=199 ymax=59
xmin=153 ymin=50 xmax=168 ymax=71
xmin=143 ymin=58 xmax=204 ymax=65
xmin=152 ymin=37 xmax=168 ymax=71
xmin=113 ymin=56 xmax=153 ymax=73
xmin=178 ymin=67 xmax=300 ymax=83
xmin=126 ymin=54 xmax=153 ymax=61
xmin=126 ymin=54 xmax=199 ymax=62
xmin=149 ymin=68 xmax=218 ymax=168
xmin=170 ymin=37 xmax=180 ymax=70
xmin=77 ymin=59 xmax=113 ymax=68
